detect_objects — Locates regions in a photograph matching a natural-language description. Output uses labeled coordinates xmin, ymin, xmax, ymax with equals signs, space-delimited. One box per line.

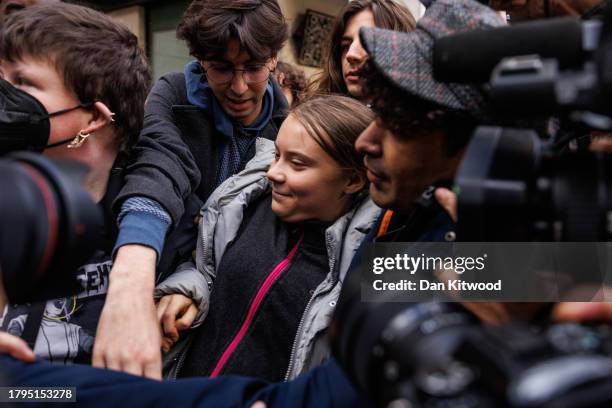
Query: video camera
xmin=332 ymin=268 xmax=612 ymax=408
xmin=331 ymin=3 xmax=612 ymax=407
xmin=0 ymin=152 xmax=102 ymax=304
xmin=433 ymin=8 xmax=612 ymax=241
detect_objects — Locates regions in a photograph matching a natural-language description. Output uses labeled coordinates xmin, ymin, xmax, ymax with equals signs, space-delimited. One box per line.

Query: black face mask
xmin=0 ymin=78 xmax=92 ymax=155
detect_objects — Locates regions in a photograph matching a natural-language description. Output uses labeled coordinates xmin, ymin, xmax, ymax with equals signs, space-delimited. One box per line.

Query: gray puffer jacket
xmin=155 ymin=138 xmax=381 ymax=380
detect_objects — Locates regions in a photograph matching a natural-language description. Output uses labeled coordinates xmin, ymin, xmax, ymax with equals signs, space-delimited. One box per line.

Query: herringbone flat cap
xmin=360 ymin=0 xmax=505 ymax=118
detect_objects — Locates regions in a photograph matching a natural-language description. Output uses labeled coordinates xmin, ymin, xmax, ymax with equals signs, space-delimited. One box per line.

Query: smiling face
xmin=0 ymin=56 xmax=91 ymax=159
xmin=267 ymin=114 xmax=361 ymax=223
xmin=340 ymin=9 xmax=375 ymax=100
xmin=202 ymin=39 xmax=275 ymax=126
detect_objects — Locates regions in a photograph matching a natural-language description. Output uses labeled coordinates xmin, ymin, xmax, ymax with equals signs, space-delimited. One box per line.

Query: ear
xmin=343 ymin=170 xmax=366 ymax=196
xmin=270 ymin=55 xmax=278 ymax=71
xmin=81 ymin=101 xmax=114 ymax=135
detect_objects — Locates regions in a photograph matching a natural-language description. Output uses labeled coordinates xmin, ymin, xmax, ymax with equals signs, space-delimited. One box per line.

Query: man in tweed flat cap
xmin=354 ymin=0 xmax=505 ymax=245
xmin=354 ymin=0 xmax=612 ymax=325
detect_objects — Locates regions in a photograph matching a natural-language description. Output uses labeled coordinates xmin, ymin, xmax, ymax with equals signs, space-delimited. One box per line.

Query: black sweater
xmin=113 ymin=72 xmax=287 ymax=225
xmin=179 ymin=195 xmax=329 ymax=381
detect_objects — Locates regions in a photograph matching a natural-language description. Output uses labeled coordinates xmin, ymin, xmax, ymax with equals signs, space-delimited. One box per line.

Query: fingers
xmin=92 ymin=342 xmax=122 ymax=373
xmin=159 ymin=295 xmax=197 ymax=341
xmin=122 ymin=358 xmax=145 ymax=377
xmin=553 ymin=302 xmax=612 ymax=323
xmin=93 ymin=336 xmax=162 ymax=379
xmin=161 ymin=336 xmax=174 ymax=353
xmin=161 ymin=300 xmax=180 ymax=342
xmin=143 ymin=358 xmax=162 ymax=381
xmin=156 ymin=296 xmax=171 ymax=324
xmin=435 ymin=187 xmax=458 ymax=222
xmin=91 ymin=344 xmax=106 ymax=369
xmin=93 ymin=295 xmax=163 ymax=380
xmin=590 ymin=133 xmax=612 ymax=153
xmin=157 ymin=296 xmax=178 ymax=340
xmin=0 ymin=332 xmax=36 ymax=362
xmin=176 ymin=304 xmax=198 ymax=331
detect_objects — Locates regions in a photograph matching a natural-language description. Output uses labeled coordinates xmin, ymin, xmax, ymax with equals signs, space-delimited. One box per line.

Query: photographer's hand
xmin=553 ymin=302 xmax=612 ymax=322
xmin=93 ymin=245 xmax=162 ymax=380
xmin=0 ymin=275 xmax=35 ymax=362
xmin=434 ymin=187 xmax=457 ymax=222
xmin=0 ymin=332 xmax=35 ymax=362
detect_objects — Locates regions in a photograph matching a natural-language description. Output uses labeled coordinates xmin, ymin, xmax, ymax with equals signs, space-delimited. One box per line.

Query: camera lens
xmin=0 ymin=152 xmax=103 ymax=304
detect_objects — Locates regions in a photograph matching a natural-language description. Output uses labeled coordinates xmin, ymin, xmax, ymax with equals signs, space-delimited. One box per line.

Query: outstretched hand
xmin=92 ymin=245 xmax=162 ymax=380
xmin=156 ymin=294 xmax=198 ymax=353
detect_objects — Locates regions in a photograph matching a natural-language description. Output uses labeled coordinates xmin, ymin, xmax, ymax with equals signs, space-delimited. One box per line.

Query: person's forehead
xmin=3 ymin=54 xmax=55 ymax=72
xmin=210 ymin=39 xmax=269 ymax=65
xmin=278 ymin=115 xmax=326 ymax=153
xmin=344 ymin=9 xmax=375 ymax=37
xmin=1 ymin=0 xmax=56 ymax=16
xmin=278 ymin=115 xmax=309 ymax=146
xmin=2 ymin=0 xmax=40 ymax=9
xmin=3 ymin=57 xmax=67 ymax=90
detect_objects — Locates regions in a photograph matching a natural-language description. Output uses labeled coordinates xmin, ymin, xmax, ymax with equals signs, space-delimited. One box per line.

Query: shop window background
xmin=147 ymin=0 xmax=191 ymax=80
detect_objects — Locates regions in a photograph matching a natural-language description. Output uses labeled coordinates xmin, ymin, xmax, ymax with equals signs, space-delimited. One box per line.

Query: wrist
xmin=109 ymin=245 xmax=157 ymax=292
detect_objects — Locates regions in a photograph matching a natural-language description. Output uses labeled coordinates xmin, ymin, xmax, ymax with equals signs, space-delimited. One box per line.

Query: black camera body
xmin=332 ymin=271 xmax=612 ymax=408
xmin=332 ymin=4 xmax=612 ymax=408
xmin=434 ymin=7 xmax=612 ymax=242
xmin=0 ymin=152 xmax=102 ymax=304
xmin=456 ymin=126 xmax=612 ymax=241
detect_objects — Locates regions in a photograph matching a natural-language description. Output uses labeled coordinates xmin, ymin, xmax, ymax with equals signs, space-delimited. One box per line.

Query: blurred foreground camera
xmin=332 ymin=270 xmax=612 ymax=408
xmin=456 ymin=126 xmax=612 ymax=241
xmin=331 ymin=5 xmax=612 ymax=407
xmin=0 ymin=152 xmax=102 ymax=304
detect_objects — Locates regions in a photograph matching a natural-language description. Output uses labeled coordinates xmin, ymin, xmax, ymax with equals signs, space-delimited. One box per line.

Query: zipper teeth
xmin=284 ymin=233 xmax=337 ymax=381
xmin=174 ymin=214 xmax=210 ymax=379
xmin=196 ymin=214 xmax=208 ymax=276
xmin=173 ymin=348 xmax=187 ymax=380
xmin=209 ymin=231 xmax=304 ymax=378
xmin=284 ymin=294 xmax=314 ymax=381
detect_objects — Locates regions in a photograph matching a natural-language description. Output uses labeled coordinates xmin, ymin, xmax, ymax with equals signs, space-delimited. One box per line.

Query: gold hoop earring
xmin=67 ymin=130 xmax=91 ymax=149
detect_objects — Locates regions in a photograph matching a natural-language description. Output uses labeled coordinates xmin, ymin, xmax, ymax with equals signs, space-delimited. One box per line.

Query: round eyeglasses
xmin=203 ymin=64 xmax=273 ymax=85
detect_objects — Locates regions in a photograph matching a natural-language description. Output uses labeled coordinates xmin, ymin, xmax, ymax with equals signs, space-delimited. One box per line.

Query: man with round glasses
xmin=92 ymin=0 xmax=289 ymax=379
xmin=201 ymin=56 xmax=277 ymax=124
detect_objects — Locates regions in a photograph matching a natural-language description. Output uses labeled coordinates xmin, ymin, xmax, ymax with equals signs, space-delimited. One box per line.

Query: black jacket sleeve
xmin=113 ymin=72 xmax=201 ymax=225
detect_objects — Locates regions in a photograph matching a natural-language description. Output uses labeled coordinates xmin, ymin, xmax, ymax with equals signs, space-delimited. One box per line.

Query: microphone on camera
xmin=433 ymin=17 xmax=590 ymax=83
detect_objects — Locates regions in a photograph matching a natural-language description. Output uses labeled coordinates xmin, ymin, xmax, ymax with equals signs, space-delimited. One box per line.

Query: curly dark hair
xmin=363 ymin=61 xmax=478 ymax=155
xmin=310 ymin=0 xmax=416 ymax=96
xmin=274 ymin=61 xmax=307 ymax=104
xmin=177 ymin=0 xmax=288 ymax=62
